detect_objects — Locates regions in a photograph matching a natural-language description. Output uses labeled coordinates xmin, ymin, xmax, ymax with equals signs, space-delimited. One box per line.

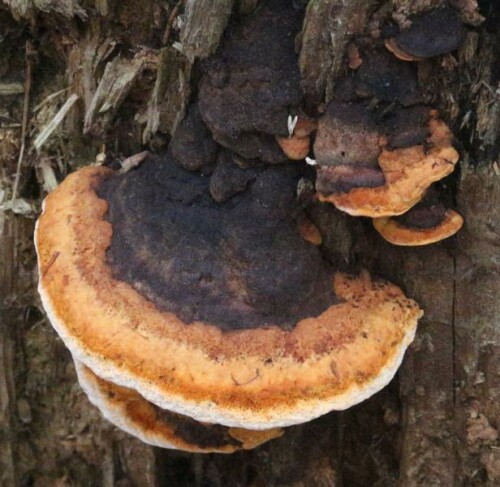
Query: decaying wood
xmin=180 ymin=0 xmax=234 ymax=61
xmin=455 ymin=169 xmax=500 ymax=485
xmin=299 ymin=0 xmax=374 ymax=105
xmin=143 ymin=47 xmax=192 ymax=142
xmin=83 ymin=53 xmax=151 ymax=137
xmin=0 ymin=0 xmax=499 ymax=485
xmin=3 ymin=0 xmax=86 ymax=20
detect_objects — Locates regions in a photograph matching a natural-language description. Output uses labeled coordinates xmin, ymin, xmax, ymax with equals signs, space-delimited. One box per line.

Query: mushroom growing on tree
xmin=384 ymin=7 xmax=466 ymax=62
xmin=74 ymin=359 xmax=283 ymax=453
xmin=35 ymin=155 xmax=422 ymax=442
xmin=315 ymin=106 xmax=460 ymax=217
xmin=373 ymin=187 xmax=464 ymax=246
xmin=311 ymin=41 xmax=463 ymax=218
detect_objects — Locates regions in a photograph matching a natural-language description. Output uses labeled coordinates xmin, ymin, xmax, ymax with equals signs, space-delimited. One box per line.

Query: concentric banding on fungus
xmin=74 ymin=359 xmax=283 ymax=453
xmin=35 ymin=162 xmax=422 ymax=429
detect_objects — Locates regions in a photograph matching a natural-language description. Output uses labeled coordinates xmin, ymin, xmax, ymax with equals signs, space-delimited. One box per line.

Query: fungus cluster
xmin=36 ymin=1 xmax=470 ymax=453
xmin=36 ymin=155 xmax=422 ymax=451
xmin=310 ymin=8 xmax=466 ymax=245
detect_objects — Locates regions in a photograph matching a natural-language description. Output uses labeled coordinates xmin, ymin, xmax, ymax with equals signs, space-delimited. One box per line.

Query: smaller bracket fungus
xmin=35 ymin=154 xmax=423 ymax=431
xmin=373 ymin=191 xmax=464 ymax=246
xmin=74 ymin=360 xmax=283 ymax=453
xmin=315 ymin=106 xmax=459 ymax=217
xmin=276 ymin=116 xmax=317 ymax=160
xmin=385 ymin=7 xmax=466 ymax=61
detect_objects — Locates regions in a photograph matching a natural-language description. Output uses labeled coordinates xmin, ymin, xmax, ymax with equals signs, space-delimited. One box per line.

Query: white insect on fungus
xmin=287 ymin=115 xmax=298 ymax=138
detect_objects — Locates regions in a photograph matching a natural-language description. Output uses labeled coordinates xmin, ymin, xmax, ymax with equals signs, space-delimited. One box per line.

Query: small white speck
xmin=287 ymin=115 xmax=298 ymax=137
xmin=305 ymin=157 xmax=317 ymax=166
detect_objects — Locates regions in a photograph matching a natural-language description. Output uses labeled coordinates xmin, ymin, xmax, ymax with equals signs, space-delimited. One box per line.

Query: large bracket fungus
xmin=35 ymin=157 xmax=422 ymax=435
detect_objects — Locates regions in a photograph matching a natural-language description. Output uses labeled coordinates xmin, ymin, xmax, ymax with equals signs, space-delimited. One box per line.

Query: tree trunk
xmin=1 ymin=1 xmax=499 ymax=486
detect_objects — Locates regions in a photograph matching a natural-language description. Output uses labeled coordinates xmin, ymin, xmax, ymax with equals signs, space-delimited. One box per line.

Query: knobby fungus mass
xmin=36 ymin=0 xmax=468 ymax=452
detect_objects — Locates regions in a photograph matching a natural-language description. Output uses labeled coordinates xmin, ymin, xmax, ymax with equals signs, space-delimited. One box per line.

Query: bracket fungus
xmin=315 ymin=104 xmax=459 ymax=217
xmin=384 ymin=7 xmax=466 ymax=61
xmin=373 ymin=188 xmax=464 ymax=245
xmin=35 ymin=154 xmax=422 ymax=436
xmin=33 ymin=3 xmax=469 ymax=453
xmin=74 ymin=360 xmax=283 ymax=453
xmin=312 ymin=45 xmax=461 ymax=217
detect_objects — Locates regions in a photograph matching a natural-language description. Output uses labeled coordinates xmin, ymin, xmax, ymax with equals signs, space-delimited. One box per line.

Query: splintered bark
xmin=0 ymin=0 xmax=499 ymax=486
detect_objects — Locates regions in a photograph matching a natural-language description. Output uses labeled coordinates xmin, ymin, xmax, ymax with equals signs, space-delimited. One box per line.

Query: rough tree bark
xmin=0 ymin=0 xmax=499 ymax=486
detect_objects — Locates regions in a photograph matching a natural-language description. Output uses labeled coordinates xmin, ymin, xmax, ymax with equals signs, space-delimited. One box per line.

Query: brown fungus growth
xmin=98 ymin=157 xmax=336 ymax=331
xmin=35 ymin=154 xmax=422 ymax=430
xmin=385 ymin=7 xmax=466 ymax=61
xmin=315 ymin=164 xmax=386 ymax=195
xmin=381 ymin=105 xmax=432 ymax=149
xmin=168 ymin=104 xmax=219 ymax=173
xmin=314 ymin=101 xmax=382 ymax=168
xmin=74 ymin=360 xmax=283 ymax=453
xmin=198 ymin=0 xmax=304 ymax=163
xmin=209 ymin=151 xmax=260 ymax=203
xmin=352 ymin=49 xmax=420 ymax=105
xmin=315 ymin=104 xmax=459 ymax=217
xmin=373 ymin=188 xmax=464 ymax=245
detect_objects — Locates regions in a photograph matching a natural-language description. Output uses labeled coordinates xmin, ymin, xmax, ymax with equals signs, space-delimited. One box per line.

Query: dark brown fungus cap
xmin=98 ymin=158 xmax=336 ymax=331
xmin=314 ymin=101 xmax=382 ymax=167
xmin=198 ymin=0 xmax=303 ymax=163
xmin=316 ymin=164 xmax=386 ymax=195
xmin=385 ymin=8 xmax=465 ymax=61
xmin=373 ymin=192 xmax=464 ymax=246
xmin=36 ymin=153 xmax=422 ymax=429
xmin=313 ymin=101 xmax=386 ymax=194
xmin=74 ymin=359 xmax=283 ymax=453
